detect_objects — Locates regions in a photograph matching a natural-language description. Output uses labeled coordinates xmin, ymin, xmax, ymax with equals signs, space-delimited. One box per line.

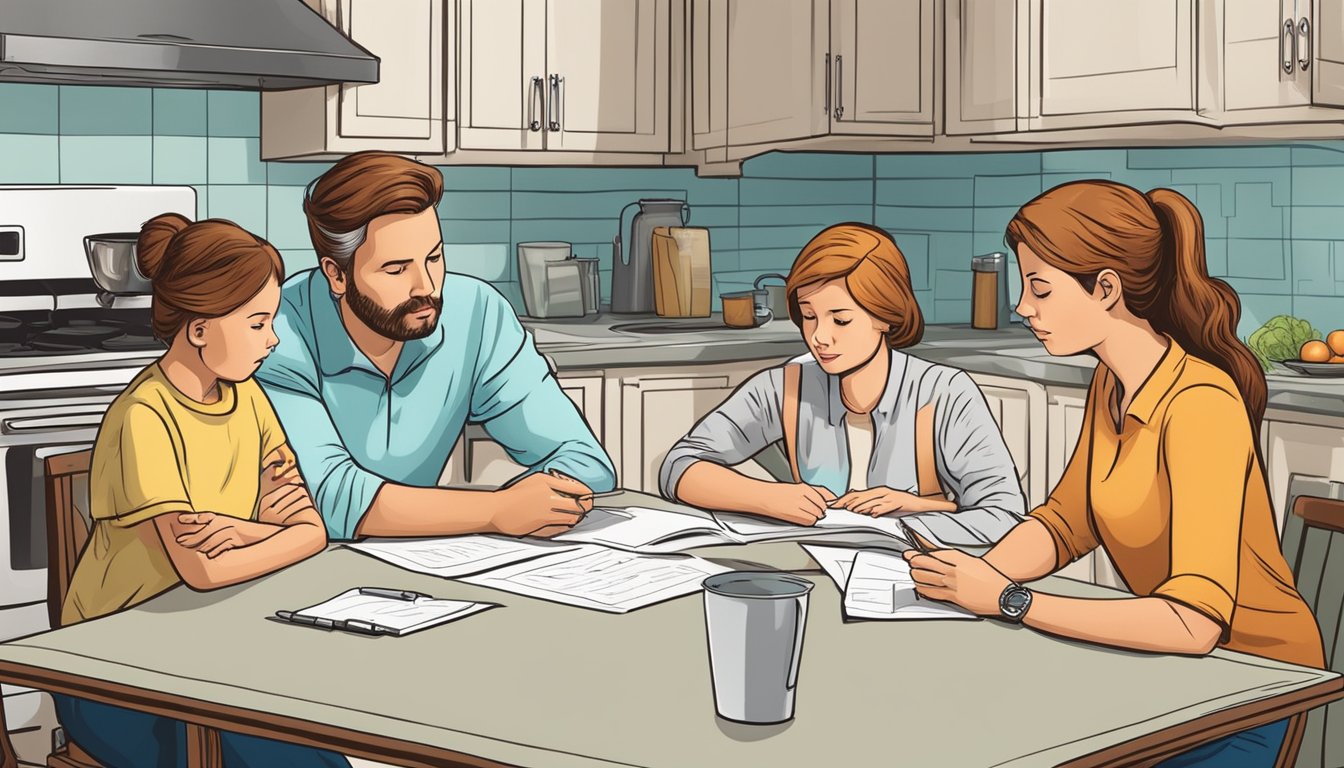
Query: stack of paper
xmin=717 ymin=507 xmax=936 ymax=548
xmin=460 ymin=544 xmax=732 ymax=614
xmin=802 ymin=544 xmax=976 ymax=621
xmin=551 ymin=506 xmax=741 ymax=553
xmin=347 ymin=535 xmax=578 ymax=578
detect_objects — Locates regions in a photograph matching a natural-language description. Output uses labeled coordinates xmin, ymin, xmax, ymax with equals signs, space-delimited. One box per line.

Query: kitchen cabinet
xmin=966 ymin=372 xmax=1046 ymax=509
xmin=692 ymin=0 xmax=932 ymax=155
xmin=944 ymin=0 xmax=1028 ymax=135
xmin=609 ymin=360 xmax=784 ymax=493
xmin=261 ymin=0 xmax=451 ymax=160
xmin=1034 ymin=0 xmax=1196 ymax=129
xmin=1263 ymin=412 xmax=1344 ymax=536
xmin=1205 ymin=0 xmax=1344 ymax=121
xmin=459 ymin=0 xmax=673 ymax=153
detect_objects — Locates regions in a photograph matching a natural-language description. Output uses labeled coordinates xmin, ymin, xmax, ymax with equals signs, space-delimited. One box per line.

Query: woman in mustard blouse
xmin=905 ymin=180 xmax=1323 ymax=768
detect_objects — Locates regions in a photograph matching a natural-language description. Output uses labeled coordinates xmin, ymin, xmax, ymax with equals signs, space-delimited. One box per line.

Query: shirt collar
xmin=825 ymin=348 xmax=909 ymax=426
xmin=308 ymin=270 xmax=444 ymax=383
xmin=1113 ymin=335 xmax=1186 ymax=426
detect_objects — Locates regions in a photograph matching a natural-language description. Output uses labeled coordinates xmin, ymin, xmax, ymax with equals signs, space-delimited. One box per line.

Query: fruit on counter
xmin=1247 ymin=314 xmax=1320 ymax=371
xmin=1330 ymin=329 xmax=1344 ymax=356
xmin=1301 ymin=340 xmax=1331 ymax=363
xmin=1333 ymin=356 xmax=1344 ymax=364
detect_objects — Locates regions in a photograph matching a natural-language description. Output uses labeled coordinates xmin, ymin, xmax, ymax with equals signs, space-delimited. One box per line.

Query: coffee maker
xmin=611 ymin=198 xmax=690 ymax=314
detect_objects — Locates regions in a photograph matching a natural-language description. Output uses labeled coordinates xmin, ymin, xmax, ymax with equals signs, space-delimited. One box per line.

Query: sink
xmin=611 ymin=320 xmax=743 ymax=335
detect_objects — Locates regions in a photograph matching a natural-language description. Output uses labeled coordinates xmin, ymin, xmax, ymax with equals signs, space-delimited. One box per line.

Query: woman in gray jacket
xmin=659 ymin=223 xmax=1025 ymax=546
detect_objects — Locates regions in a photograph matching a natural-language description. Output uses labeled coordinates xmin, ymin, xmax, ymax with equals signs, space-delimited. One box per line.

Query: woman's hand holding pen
xmin=752 ymin=481 xmax=837 ymax=526
xmin=488 ymin=471 xmax=594 ymax=538
xmin=834 ymin=487 xmax=955 ymax=517
xmin=903 ymin=546 xmax=1012 ymax=617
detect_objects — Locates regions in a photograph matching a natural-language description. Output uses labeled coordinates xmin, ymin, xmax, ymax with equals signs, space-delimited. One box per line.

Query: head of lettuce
xmin=1247 ymin=315 xmax=1320 ymax=370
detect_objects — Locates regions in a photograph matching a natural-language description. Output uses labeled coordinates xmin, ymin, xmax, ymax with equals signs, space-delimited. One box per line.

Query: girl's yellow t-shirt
xmin=61 ymin=363 xmax=286 ymax=625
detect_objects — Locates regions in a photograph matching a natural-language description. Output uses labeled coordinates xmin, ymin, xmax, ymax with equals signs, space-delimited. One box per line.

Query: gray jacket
xmin=659 ymin=350 xmax=1026 ymax=545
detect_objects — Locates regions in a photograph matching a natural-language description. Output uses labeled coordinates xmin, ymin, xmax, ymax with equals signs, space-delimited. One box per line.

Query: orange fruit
xmin=1301 ymin=340 xmax=1331 ymax=362
xmin=1329 ymin=329 xmax=1344 ymax=356
xmin=1332 ymin=355 xmax=1344 ymax=364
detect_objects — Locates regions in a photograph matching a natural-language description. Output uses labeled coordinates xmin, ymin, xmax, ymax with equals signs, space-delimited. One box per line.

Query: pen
xmin=358 ymin=587 xmax=429 ymax=601
xmin=274 ymin=610 xmax=388 ymax=636
xmin=548 ymin=470 xmax=622 ymax=501
xmin=898 ymin=520 xmax=929 ymax=602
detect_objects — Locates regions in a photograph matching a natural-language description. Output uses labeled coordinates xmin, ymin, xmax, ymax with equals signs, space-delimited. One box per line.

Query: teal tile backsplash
xmin=3 ymin=84 xmax=1344 ymax=337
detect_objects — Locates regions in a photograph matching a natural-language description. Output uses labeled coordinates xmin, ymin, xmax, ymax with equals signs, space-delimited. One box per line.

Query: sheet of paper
xmin=842 ymin=549 xmax=976 ymax=621
xmin=552 ymin=506 xmax=739 ymax=553
xmin=296 ymin=589 xmax=496 ymax=635
xmin=461 ymin=544 xmax=732 ymax=614
xmin=800 ymin=543 xmax=863 ymax=588
xmin=346 ymin=535 xmax=577 ymax=579
xmin=716 ymin=508 xmax=923 ymax=546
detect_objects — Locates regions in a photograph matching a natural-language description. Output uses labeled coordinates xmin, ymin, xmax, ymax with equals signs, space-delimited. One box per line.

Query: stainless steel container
xmin=971 ymin=252 xmax=1011 ymax=330
xmin=84 ymin=233 xmax=150 ymax=295
xmin=574 ymin=258 xmax=600 ymax=314
xmin=517 ymin=241 xmax=572 ymax=318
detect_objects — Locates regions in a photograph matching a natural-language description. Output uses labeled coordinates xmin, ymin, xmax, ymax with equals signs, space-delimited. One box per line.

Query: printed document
xmin=347 ymin=535 xmax=577 ymax=578
xmin=551 ymin=506 xmax=740 ymax=553
xmin=802 ymin=545 xmax=976 ymax=621
xmin=293 ymin=589 xmax=496 ymax=636
xmin=461 ymin=544 xmax=731 ymax=613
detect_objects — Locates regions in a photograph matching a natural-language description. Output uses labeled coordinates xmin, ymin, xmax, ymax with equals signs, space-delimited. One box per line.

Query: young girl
xmin=905 ymin=181 xmax=1324 ymax=767
xmin=55 ymin=214 xmax=348 ymax=767
xmin=660 ymin=222 xmax=1025 ymax=546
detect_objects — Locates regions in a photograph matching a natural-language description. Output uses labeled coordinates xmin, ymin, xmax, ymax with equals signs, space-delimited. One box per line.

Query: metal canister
xmin=971 ymin=252 xmax=1009 ymax=330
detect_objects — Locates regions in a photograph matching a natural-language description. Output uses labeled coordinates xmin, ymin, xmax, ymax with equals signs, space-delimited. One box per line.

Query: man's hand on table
xmin=488 ymin=471 xmax=595 ymax=538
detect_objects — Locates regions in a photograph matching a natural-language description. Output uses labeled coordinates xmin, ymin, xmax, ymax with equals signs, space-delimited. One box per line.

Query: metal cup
xmin=702 ymin=572 xmax=812 ymax=724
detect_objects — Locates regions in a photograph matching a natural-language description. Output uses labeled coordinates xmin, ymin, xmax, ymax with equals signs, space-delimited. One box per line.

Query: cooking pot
xmin=84 ymin=233 xmax=151 ymax=295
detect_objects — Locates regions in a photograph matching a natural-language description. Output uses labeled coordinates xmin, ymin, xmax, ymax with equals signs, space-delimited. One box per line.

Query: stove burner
xmin=102 ymin=332 xmax=165 ymax=352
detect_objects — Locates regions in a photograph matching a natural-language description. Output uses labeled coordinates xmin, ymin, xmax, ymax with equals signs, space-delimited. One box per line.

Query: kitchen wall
xmin=2 ymin=83 xmax=1342 ymax=338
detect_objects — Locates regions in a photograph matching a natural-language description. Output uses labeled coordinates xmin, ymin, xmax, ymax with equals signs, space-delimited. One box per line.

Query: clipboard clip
xmin=273 ymin=610 xmax=394 ymax=636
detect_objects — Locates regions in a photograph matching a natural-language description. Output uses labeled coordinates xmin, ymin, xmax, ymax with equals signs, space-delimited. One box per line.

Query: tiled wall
xmin=2 ymin=83 xmax=1343 ymax=337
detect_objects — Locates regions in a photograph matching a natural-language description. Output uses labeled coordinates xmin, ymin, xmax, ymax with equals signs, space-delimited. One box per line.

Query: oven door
xmin=0 ymin=408 xmax=103 ymax=632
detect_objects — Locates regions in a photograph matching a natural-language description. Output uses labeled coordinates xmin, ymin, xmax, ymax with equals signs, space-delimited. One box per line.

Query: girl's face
xmin=1013 ymin=243 xmax=1112 ymax=357
xmin=188 ymin=276 xmax=281 ymax=383
xmin=796 ymin=278 xmax=889 ymax=375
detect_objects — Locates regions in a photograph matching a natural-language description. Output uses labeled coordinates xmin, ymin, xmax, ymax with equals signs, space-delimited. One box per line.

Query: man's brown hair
xmin=304 ymin=150 xmax=444 ymax=271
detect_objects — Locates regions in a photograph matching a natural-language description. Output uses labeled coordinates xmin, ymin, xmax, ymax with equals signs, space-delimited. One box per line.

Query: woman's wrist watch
xmin=998 ymin=582 xmax=1033 ymax=623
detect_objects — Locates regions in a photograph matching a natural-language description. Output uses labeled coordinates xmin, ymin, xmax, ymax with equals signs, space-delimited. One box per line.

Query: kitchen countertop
xmin=525 ymin=314 xmax=1344 ymax=418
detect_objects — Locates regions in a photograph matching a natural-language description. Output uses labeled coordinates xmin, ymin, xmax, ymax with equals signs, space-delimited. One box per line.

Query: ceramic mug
xmin=722 ymin=290 xmax=773 ymax=328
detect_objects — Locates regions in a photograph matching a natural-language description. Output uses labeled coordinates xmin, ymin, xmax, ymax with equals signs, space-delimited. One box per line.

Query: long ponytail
xmin=1006 ymin=180 xmax=1266 ymax=444
xmin=1147 ymin=189 xmax=1266 ymax=441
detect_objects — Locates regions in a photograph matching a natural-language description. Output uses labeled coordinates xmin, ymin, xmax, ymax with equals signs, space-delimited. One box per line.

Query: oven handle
xmin=2 ymin=412 xmax=105 ymax=434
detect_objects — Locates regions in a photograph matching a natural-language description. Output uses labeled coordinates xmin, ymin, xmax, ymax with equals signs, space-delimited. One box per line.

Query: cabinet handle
xmin=548 ymin=74 xmax=563 ymax=132
xmin=833 ymin=55 xmax=844 ymax=120
xmin=823 ymin=52 xmax=831 ymax=114
xmin=529 ymin=76 xmax=543 ymax=132
xmin=1283 ymin=18 xmax=1296 ymax=74
xmin=1300 ymin=16 xmax=1312 ymax=71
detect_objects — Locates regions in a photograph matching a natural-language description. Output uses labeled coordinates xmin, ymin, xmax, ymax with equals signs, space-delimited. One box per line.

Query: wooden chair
xmin=43 ymin=448 xmax=101 ymax=768
xmin=1279 ymin=494 xmax=1344 ymax=768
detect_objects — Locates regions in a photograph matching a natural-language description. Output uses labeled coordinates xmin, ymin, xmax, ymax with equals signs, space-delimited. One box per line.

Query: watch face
xmin=1001 ymin=586 xmax=1031 ymax=619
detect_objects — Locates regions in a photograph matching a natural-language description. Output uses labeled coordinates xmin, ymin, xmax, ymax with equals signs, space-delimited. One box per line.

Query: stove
xmin=0 ymin=185 xmax=195 ymax=766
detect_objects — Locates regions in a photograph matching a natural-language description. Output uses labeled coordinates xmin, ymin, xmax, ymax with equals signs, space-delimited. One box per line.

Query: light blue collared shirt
xmin=256 ymin=269 xmax=616 ymax=540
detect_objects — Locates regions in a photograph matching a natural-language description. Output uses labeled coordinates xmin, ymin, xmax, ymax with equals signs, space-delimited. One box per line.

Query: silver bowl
xmin=84 ymin=233 xmax=151 ymax=295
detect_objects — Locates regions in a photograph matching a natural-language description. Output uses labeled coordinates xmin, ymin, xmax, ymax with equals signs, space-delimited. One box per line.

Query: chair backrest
xmin=1281 ymin=494 xmax=1344 ymax=768
xmin=45 ymin=448 xmax=92 ymax=630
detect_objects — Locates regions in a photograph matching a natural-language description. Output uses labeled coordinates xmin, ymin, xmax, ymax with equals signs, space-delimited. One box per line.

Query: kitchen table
xmin=0 ymin=491 xmax=1338 ymax=768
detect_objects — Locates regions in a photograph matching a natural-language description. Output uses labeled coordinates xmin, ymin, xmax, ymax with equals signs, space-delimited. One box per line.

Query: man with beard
xmin=256 ymin=151 xmax=615 ymax=541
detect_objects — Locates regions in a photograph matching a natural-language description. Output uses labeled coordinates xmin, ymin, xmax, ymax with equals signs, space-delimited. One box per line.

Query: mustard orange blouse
xmin=1030 ymin=339 xmax=1324 ymax=668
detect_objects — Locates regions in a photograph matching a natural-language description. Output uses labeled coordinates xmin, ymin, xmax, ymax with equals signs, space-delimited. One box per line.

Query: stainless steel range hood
xmin=0 ymin=0 xmax=378 ymax=90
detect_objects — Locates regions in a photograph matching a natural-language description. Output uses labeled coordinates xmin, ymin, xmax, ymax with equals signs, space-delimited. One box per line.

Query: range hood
xmin=0 ymin=0 xmax=378 ymax=90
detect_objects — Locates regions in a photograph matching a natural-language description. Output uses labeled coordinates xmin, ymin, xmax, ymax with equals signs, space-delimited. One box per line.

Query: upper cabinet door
xmin=724 ymin=0 xmax=828 ymax=147
xmin=1312 ymin=0 xmax=1344 ymax=106
xmin=1037 ymin=0 xmax=1194 ymax=122
xmin=546 ymin=0 xmax=672 ymax=152
xmin=459 ymin=0 xmax=547 ymax=150
xmin=945 ymin=0 xmax=1026 ymax=135
xmin=1219 ymin=0 xmax=1309 ymax=112
xmin=337 ymin=0 xmax=444 ymax=144
xmin=691 ymin=0 xmax=730 ymax=154
xmin=829 ymin=0 xmax=934 ymax=136
xmin=260 ymin=0 xmax=449 ymax=159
